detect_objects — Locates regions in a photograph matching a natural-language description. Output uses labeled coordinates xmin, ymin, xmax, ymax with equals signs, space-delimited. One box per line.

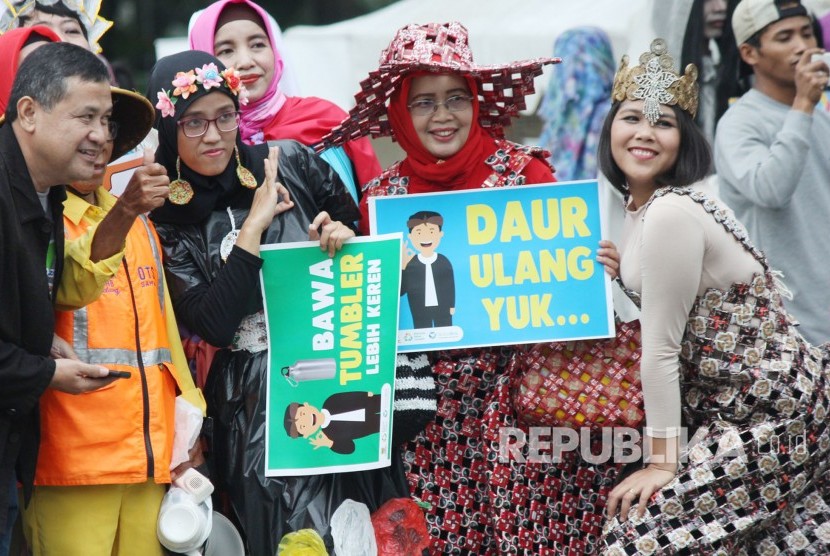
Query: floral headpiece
xmin=155 ymin=62 xmax=248 ymax=118
xmin=0 ymin=0 xmax=113 ymax=54
xmin=611 ymin=38 xmax=698 ymax=125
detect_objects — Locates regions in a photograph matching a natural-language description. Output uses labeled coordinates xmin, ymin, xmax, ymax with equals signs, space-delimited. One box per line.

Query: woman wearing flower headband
xmin=145 ymin=50 xmax=406 ymax=556
xmin=187 ymin=0 xmax=381 ymax=202
xmin=320 ymin=21 xmax=622 ymax=554
xmin=599 ymin=39 xmax=830 ymax=553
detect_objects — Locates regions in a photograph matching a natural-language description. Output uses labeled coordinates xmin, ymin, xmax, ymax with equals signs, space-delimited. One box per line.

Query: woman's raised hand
xmin=265 ymin=146 xmax=294 ymax=215
xmin=309 ymin=211 xmax=355 ymax=257
xmin=236 ymin=146 xmax=294 ymax=257
xmin=243 ymin=146 xmax=294 ymax=235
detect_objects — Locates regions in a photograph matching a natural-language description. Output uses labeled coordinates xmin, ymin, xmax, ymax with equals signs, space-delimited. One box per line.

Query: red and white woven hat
xmin=317 ymin=21 xmax=560 ymax=149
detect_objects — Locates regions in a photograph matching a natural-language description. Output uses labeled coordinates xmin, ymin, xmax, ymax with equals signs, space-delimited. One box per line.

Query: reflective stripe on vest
xmin=139 ymin=214 xmax=166 ymax=313
xmin=70 ymin=214 xmax=170 ymax=367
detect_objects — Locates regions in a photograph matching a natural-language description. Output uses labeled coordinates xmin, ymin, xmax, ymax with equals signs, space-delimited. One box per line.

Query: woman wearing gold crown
xmin=599 ymin=38 xmax=830 ymax=554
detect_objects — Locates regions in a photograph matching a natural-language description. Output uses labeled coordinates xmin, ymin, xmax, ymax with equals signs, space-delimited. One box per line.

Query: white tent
xmin=282 ymin=0 xmax=657 ymax=113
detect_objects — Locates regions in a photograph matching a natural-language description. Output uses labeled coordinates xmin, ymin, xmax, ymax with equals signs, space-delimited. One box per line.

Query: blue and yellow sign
xmin=369 ymin=180 xmax=614 ymax=351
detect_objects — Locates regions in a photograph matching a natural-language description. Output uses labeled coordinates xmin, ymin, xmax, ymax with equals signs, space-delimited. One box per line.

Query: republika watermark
xmin=498 ymin=426 xmax=806 ymax=465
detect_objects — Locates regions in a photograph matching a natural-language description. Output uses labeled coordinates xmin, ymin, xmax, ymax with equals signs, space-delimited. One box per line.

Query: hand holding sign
xmin=596 ymin=240 xmax=620 ymax=279
xmin=308 ymin=211 xmax=354 ymax=257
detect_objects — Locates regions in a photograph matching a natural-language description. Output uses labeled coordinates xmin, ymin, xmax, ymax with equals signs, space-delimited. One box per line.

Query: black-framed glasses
xmin=177 ymin=111 xmax=241 ymax=138
xmin=407 ymin=95 xmax=473 ymax=117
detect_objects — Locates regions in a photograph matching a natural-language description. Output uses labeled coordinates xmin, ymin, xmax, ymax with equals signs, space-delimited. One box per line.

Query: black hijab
xmin=147 ymin=50 xmax=268 ymax=225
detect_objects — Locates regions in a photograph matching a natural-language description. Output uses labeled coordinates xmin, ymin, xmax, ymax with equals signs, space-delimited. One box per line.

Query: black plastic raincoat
xmin=154 ymin=140 xmax=408 ymax=555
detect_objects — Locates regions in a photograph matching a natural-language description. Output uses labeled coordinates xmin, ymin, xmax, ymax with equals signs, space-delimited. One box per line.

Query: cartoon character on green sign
xmin=401 ymin=210 xmax=456 ymax=328
xmin=284 ymin=391 xmax=381 ymax=454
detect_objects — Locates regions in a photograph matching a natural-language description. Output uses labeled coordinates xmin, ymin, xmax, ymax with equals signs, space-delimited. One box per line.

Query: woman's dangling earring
xmin=235 ymin=146 xmax=257 ymax=189
xmin=168 ymin=157 xmax=194 ymax=205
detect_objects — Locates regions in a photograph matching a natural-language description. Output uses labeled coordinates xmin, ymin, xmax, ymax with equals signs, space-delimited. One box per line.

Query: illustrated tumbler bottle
xmin=282 ymin=358 xmax=336 ymax=386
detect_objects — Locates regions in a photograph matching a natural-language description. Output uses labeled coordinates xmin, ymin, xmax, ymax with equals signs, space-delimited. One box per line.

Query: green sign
xmin=260 ymin=235 xmax=402 ymax=476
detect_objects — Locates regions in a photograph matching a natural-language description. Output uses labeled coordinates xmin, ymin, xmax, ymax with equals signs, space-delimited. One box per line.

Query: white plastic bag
xmin=330 ymin=499 xmax=378 ymax=556
xmin=170 ymin=396 xmax=204 ymax=470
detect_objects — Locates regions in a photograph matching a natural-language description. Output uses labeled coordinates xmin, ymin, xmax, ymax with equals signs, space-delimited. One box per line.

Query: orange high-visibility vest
xmin=38 ymin=212 xmax=177 ymax=486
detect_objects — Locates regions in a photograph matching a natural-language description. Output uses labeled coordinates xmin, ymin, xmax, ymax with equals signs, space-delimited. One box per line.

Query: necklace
xmin=220 ymin=207 xmax=240 ymax=262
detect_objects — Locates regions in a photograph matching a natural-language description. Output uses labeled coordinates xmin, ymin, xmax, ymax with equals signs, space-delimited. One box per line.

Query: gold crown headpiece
xmin=611 ymin=38 xmax=698 ymax=125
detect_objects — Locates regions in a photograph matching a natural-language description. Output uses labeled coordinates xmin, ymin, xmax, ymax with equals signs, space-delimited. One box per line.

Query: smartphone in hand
xmin=106 ymin=370 xmax=131 ymax=379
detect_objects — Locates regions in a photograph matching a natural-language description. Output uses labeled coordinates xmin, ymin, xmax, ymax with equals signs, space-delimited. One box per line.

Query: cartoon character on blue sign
xmin=284 ymin=392 xmax=381 ymax=454
xmin=401 ymin=210 xmax=456 ymax=328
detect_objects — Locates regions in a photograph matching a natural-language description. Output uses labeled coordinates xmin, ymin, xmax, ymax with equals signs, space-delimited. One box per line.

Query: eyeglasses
xmin=177 ymin=111 xmax=241 ymax=138
xmin=407 ymin=95 xmax=473 ymax=117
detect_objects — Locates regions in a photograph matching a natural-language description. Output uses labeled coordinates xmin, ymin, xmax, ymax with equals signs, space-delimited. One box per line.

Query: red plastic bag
xmin=371 ymin=498 xmax=430 ymax=556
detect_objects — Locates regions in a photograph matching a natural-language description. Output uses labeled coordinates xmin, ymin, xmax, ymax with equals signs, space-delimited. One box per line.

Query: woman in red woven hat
xmin=320 ymin=21 xmax=622 ymax=554
xmin=321 ymin=21 xmax=567 ymax=236
xmin=598 ymin=39 xmax=830 ymax=554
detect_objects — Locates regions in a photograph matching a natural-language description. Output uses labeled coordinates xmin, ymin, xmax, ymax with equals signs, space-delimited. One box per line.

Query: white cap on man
xmin=732 ymin=0 xmax=810 ymax=45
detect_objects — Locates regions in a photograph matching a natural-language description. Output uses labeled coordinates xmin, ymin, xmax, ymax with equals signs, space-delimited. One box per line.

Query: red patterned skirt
xmin=402 ymin=347 xmax=620 ymax=554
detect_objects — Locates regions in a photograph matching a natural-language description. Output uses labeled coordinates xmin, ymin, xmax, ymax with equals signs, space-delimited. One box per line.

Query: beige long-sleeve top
xmin=619 ymin=191 xmax=763 ymax=437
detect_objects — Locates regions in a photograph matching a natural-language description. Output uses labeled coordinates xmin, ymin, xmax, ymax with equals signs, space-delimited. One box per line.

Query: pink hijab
xmin=188 ymin=0 xmax=286 ymax=144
